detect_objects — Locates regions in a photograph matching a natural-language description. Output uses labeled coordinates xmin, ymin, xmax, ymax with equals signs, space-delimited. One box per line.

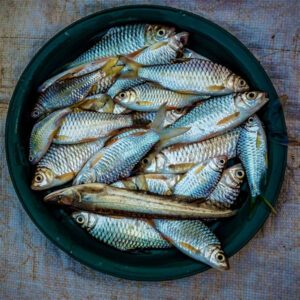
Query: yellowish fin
xmin=101 ymin=57 xmax=120 ymax=74
xmin=208 ymin=85 xmax=225 ymax=91
xmin=136 ymin=101 xmax=154 ymax=106
xmin=119 ymin=57 xmax=143 ymax=79
xmin=179 ymin=242 xmax=199 ymax=254
xmin=217 ymin=112 xmax=240 ymax=125
xmin=194 ymin=165 xmax=205 ymax=174
xmin=90 ymin=152 xmax=104 ymax=168
xmin=168 ymin=163 xmax=195 ymax=173
xmin=256 ymin=132 xmax=261 ymax=148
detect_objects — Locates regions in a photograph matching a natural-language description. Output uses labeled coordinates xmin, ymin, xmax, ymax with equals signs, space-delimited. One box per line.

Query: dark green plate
xmin=5 ymin=5 xmax=287 ymax=281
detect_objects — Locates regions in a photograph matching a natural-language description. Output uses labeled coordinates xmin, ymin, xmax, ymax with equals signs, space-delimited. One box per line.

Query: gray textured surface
xmin=0 ymin=0 xmax=299 ymax=299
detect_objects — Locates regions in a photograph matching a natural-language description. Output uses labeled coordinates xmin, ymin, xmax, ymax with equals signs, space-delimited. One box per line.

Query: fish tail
xmin=119 ymin=56 xmax=142 ymax=79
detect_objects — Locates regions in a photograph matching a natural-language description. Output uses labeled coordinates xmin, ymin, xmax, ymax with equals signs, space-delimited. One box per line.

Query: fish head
xmin=137 ymin=152 xmax=167 ymax=174
xmin=146 ymin=24 xmax=176 ymax=43
xmin=72 ymin=211 xmax=97 ymax=230
xmin=31 ymin=104 xmax=44 ymax=119
xmin=114 ymin=89 xmax=137 ymax=106
xmin=243 ymin=115 xmax=261 ymax=133
xmin=226 ymin=74 xmax=249 ymax=92
xmin=73 ymin=169 xmax=96 ymax=185
xmin=228 ymin=163 xmax=245 ymax=186
xmin=210 ymin=156 xmax=228 ymax=172
xmin=31 ymin=167 xmax=56 ymax=190
xmin=43 ymin=186 xmax=82 ymax=205
xmin=169 ymin=32 xmax=189 ymax=51
xmin=236 ymin=91 xmax=269 ymax=112
xmin=29 ymin=147 xmax=44 ymax=165
xmin=206 ymin=245 xmax=229 ymax=271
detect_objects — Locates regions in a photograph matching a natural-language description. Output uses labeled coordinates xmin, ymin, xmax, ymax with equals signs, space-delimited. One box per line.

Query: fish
xmin=114 ymin=82 xmax=205 ymax=111
xmin=72 ymin=212 xmax=171 ymax=250
xmin=29 ymin=108 xmax=71 ymax=164
xmin=121 ymin=57 xmax=249 ymax=95
xmin=206 ymin=164 xmax=245 ymax=209
xmin=31 ymin=138 xmax=107 ymax=190
xmin=107 ymin=32 xmax=189 ymax=98
xmin=73 ymin=105 xmax=188 ymax=184
xmin=44 ymin=183 xmax=237 ymax=219
xmin=156 ymin=91 xmax=269 ymax=148
xmin=111 ymin=174 xmax=182 ymax=196
xmin=173 ymin=156 xmax=227 ymax=199
xmin=132 ymin=108 xmax=188 ymax=127
xmin=237 ymin=115 xmax=268 ymax=199
xmin=153 ymin=219 xmax=229 ymax=270
xmin=68 ymin=24 xmax=176 ymax=68
xmin=138 ymin=127 xmax=241 ymax=174
xmin=182 ymin=48 xmax=211 ymax=61
xmin=52 ymin=109 xmax=133 ymax=144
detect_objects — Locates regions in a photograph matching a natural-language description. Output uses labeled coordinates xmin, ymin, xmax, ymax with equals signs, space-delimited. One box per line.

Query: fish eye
xmin=142 ymin=158 xmax=149 ymax=165
xmin=35 ymin=174 xmax=43 ymax=182
xmin=236 ymin=170 xmax=244 ymax=178
xmin=247 ymin=92 xmax=256 ymax=99
xmin=119 ymin=92 xmax=126 ymax=98
xmin=29 ymin=155 xmax=33 ymax=162
xmin=175 ymin=108 xmax=184 ymax=113
xmin=219 ymin=159 xmax=225 ymax=165
xmin=32 ymin=110 xmax=39 ymax=117
xmin=248 ymin=116 xmax=254 ymax=123
xmin=216 ymin=253 xmax=225 ymax=262
xmin=157 ymin=29 xmax=166 ymax=36
xmin=239 ymin=79 xmax=246 ymax=86
xmin=76 ymin=215 xmax=85 ymax=224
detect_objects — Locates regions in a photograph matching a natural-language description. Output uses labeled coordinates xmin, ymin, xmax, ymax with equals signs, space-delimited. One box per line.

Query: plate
xmin=5 ymin=5 xmax=287 ymax=281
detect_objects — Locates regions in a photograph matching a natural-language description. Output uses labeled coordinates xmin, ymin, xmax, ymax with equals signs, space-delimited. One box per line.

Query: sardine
xmin=53 ymin=109 xmax=133 ymax=144
xmin=68 ymin=24 xmax=175 ymax=67
xmin=153 ymin=219 xmax=229 ymax=270
xmin=138 ymin=128 xmax=241 ymax=174
xmin=114 ymin=82 xmax=205 ymax=111
xmin=72 ymin=212 xmax=171 ymax=250
xmin=121 ymin=57 xmax=249 ymax=95
xmin=206 ymin=163 xmax=245 ymax=209
xmin=31 ymin=138 xmax=107 ymax=190
xmin=44 ymin=183 xmax=237 ymax=219
xmin=157 ymin=92 xmax=269 ymax=148
xmin=29 ymin=108 xmax=71 ymax=164
xmin=173 ymin=156 xmax=227 ymax=199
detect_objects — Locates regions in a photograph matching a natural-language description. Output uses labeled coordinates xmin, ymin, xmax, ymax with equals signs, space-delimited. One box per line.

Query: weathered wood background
xmin=0 ymin=0 xmax=299 ymax=299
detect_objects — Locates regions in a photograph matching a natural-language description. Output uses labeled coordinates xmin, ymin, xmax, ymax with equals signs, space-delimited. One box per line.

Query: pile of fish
xmin=29 ymin=24 xmax=271 ymax=271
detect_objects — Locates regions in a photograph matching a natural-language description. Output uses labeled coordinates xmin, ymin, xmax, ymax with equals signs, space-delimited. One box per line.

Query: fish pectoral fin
xmin=179 ymin=242 xmax=200 ymax=254
xmin=256 ymin=132 xmax=262 ymax=148
xmin=90 ymin=152 xmax=105 ymax=168
xmin=194 ymin=165 xmax=205 ymax=174
xmin=136 ymin=101 xmax=153 ymax=106
xmin=149 ymin=41 xmax=168 ymax=50
xmin=207 ymin=85 xmax=225 ymax=91
xmin=216 ymin=112 xmax=240 ymax=125
xmin=168 ymin=163 xmax=195 ymax=173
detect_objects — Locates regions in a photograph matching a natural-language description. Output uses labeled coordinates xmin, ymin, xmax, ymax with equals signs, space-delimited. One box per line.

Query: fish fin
xmin=256 ymin=132 xmax=262 ymax=148
xmin=90 ymin=152 xmax=104 ymax=168
xmin=156 ymin=127 xmax=190 ymax=151
xmin=194 ymin=165 xmax=205 ymax=174
xmin=136 ymin=175 xmax=148 ymax=191
xmin=136 ymin=101 xmax=154 ymax=106
xmin=207 ymin=85 xmax=225 ymax=91
xmin=119 ymin=57 xmax=143 ymax=79
xmin=105 ymin=65 xmax=124 ymax=78
xmin=144 ymin=174 xmax=168 ymax=180
xmin=258 ymin=195 xmax=277 ymax=214
xmin=101 ymin=57 xmax=119 ymax=74
xmin=217 ymin=112 xmax=240 ymax=125
xmin=168 ymin=163 xmax=195 ymax=173
xmin=179 ymin=242 xmax=199 ymax=254
xmin=150 ymin=103 xmax=167 ymax=131
xmin=126 ymin=47 xmax=148 ymax=58
xmin=149 ymin=41 xmax=168 ymax=50
xmin=56 ymin=172 xmax=75 ymax=182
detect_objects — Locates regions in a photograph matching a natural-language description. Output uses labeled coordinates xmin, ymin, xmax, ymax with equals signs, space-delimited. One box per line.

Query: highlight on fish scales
xmin=28 ymin=23 xmax=275 ymax=271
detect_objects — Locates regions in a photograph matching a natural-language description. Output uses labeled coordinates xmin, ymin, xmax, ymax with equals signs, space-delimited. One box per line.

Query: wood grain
xmin=0 ymin=0 xmax=299 ymax=299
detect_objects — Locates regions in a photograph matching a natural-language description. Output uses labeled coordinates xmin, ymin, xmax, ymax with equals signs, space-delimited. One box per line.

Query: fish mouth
xmin=174 ymin=32 xmax=189 ymax=46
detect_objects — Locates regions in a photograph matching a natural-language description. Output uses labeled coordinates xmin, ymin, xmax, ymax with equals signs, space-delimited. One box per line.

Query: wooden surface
xmin=0 ymin=0 xmax=299 ymax=299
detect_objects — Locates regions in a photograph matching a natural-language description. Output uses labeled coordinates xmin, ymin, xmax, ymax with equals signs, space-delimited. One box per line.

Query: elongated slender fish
xmin=237 ymin=115 xmax=268 ymax=198
xmin=114 ymin=82 xmax=205 ymax=111
xmin=107 ymin=32 xmax=188 ymax=97
xmin=72 ymin=212 xmax=171 ymax=250
xmin=121 ymin=57 xmax=249 ymax=95
xmin=138 ymin=128 xmax=241 ymax=174
xmin=68 ymin=24 xmax=175 ymax=67
xmin=44 ymin=183 xmax=237 ymax=219
xmin=73 ymin=106 xmax=187 ymax=184
xmin=157 ymin=92 xmax=269 ymax=148
xmin=174 ymin=156 xmax=227 ymax=199
xmin=29 ymin=108 xmax=71 ymax=164
xmin=132 ymin=108 xmax=188 ymax=127
xmin=153 ymin=219 xmax=229 ymax=270
xmin=112 ymin=174 xmax=182 ymax=196
xmin=206 ymin=163 xmax=245 ymax=209
xmin=53 ymin=109 xmax=133 ymax=144
xmin=31 ymin=138 xmax=107 ymax=190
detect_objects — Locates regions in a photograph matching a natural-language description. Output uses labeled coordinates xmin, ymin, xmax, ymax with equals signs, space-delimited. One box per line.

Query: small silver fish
xmin=114 ymin=82 xmax=204 ymax=111
xmin=53 ymin=109 xmax=133 ymax=144
xmin=237 ymin=115 xmax=268 ymax=198
xmin=173 ymin=156 xmax=227 ymax=199
xmin=206 ymin=164 xmax=245 ymax=209
xmin=138 ymin=128 xmax=241 ymax=174
xmin=29 ymin=108 xmax=71 ymax=164
xmin=153 ymin=219 xmax=229 ymax=270
xmin=31 ymin=139 xmax=107 ymax=190
xmin=157 ymin=92 xmax=269 ymax=148
xmin=72 ymin=212 xmax=171 ymax=250
xmin=44 ymin=183 xmax=237 ymax=219
xmin=69 ymin=24 xmax=176 ymax=67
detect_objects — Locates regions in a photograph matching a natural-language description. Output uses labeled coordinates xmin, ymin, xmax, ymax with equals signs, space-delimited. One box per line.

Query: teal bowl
xmin=5 ymin=5 xmax=287 ymax=281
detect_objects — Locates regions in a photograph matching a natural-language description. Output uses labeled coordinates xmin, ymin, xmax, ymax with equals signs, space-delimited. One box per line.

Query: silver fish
xmin=44 ymin=183 xmax=237 ymax=219
xmin=157 ymin=92 xmax=269 ymax=148
xmin=122 ymin=57 xmax=249 ymax=95
xmin=72 ymin=212 xmax=171 ymax=250
xmin=206 ymin=163 xmax=245 ymax=209
xmin=107 ymin=32 xmax=188 ymax=97
xmin=138 ymin=128 xmax=241 ymax=174
xmin=237 ymin=115 xmax=268 ymax=198
xmin=153 ymin=219 xmax=229 ymax=270
xmin=29 ymin=108 xmax=71 ymax=164
xmin=68 ymin=24 xmax=175 ymax=67
xmin=31 ymin=139 xmax=107 ymax=190
xmin=114 ymin=82 xmax=204 ymax=111
xmin=173 ymin=156 xmax=227 ymax=199
xmin=53 ymin=109 xmax=133 ymax=144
